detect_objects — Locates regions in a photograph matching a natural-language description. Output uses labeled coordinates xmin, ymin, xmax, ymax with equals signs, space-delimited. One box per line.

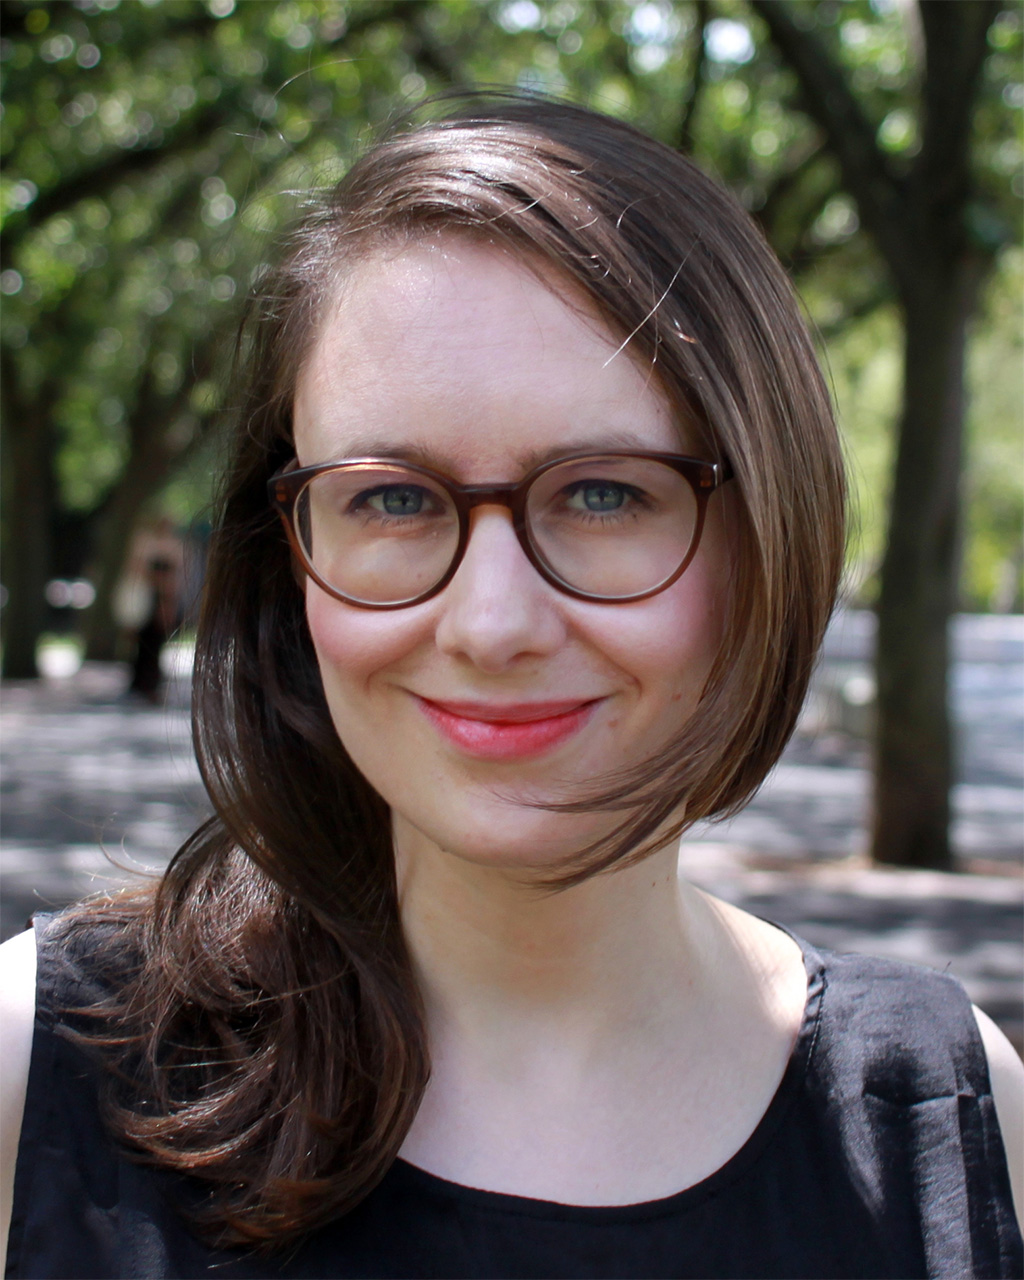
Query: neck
xmin=394 ymin=815 xmax=716 ymax=1048
xmin=393 ymin=815 xmax=808 ymax=1199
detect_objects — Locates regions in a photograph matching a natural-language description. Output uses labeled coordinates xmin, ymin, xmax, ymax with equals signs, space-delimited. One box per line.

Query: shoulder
xmin=814 ymin=946 xmax=985 ymax=1068
xmin=808 ymin=945 xmax=1008 ymax=1109
xmin=1 ymin=907 xmax=150 ymax=1265
xmin=1 ymin=929 xmax=39 ymax=1259
xmin=1 ymin=928 xmax=38 ymax=1133
xmin=974 ymin=1004 xmax=1024 ymax=1233
xmin=1 ymin=904 xmax=145 ymax=1160
xmin=811 ymin=947 xmax=1023 ymax=1202
xmin=804 ymin=946 xmax=1023 ymax=1264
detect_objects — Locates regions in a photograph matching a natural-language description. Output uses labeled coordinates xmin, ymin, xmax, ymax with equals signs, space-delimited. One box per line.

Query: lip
xmin=415 ymin=696 xmax=602 ymax=760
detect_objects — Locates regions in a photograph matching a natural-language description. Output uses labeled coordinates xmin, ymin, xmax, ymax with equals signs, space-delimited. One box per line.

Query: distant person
xmin=122 ymin=514 xmax=184 ymax=706
xmin=1 ymin=97 xmax=1021 ymax=1278
xmin=128 ymin=555 xmax=180 ymax=702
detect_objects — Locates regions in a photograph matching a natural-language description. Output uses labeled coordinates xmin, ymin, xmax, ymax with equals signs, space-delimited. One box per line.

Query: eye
xmin=360 ymin=484 xmax=439 ymax=517
xmin=563 ymin=480 xmax=641 ymax=513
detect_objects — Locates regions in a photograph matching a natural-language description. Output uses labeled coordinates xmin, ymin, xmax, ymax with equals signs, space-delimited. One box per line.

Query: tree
xmin=749 ymin=0 xmax=1015 ymax=868
xmin=2 ymin=1 xmax=1020 ymax=876
xmin=0 ymin=0 xmax=861 ymax=678
xmin=0 ymin=0 xmax=427 ymax=673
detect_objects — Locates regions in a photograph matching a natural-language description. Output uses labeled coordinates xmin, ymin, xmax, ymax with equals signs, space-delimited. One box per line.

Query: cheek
xmin=652 ymin=578 xmax=724 ymax=683
xmin=592 ymin=555 xmax=729 ymax=719
xmin=656 ymin=497 xmax=734 ymax=684
xmin=305 ymin=585 xmax=426 ymax=693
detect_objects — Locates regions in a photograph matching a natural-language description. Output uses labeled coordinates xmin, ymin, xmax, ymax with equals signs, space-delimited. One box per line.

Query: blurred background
xmin=1 ymin=0 xmax=1021 ymax=1038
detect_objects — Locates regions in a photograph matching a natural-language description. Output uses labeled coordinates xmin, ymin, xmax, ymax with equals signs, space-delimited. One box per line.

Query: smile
xmin=415 ymin=697 xmax=601 ymax=761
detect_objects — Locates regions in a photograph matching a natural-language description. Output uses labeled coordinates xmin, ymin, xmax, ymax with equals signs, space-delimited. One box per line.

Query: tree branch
xmin=678 ymin=0 xmax=711 ymax=153
xmin=323 ymin=0 xmax=413 ymax=48
xmin=916 ymin=1 xmax=999 ymax=227
xmin=2 ymin=0 xmax=414 ymax=253
xmin=1 ymin=99 xmax=235 ymax=256
xmin=747 ymin=0 xmax=912 ymax=287
xmin=754 ymin=137 xmax=827 ymax=241
xmin=401 ymin=3 xmax=468 ymax=85
xmin=814 ymin=283 xmax=891 ymax=342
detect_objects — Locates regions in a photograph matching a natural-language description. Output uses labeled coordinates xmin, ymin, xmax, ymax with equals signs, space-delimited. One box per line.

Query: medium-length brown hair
xmin=63 ymin=94 xmax=845 ymax=1252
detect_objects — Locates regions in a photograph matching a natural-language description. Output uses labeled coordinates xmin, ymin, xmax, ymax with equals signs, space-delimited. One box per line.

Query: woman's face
xmin=293 ymin=237 xmax=732 ymax=870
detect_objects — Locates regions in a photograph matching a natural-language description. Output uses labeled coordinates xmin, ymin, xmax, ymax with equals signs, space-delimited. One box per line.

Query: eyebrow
xmin=304 ymin=431 xmax=673 ymax=476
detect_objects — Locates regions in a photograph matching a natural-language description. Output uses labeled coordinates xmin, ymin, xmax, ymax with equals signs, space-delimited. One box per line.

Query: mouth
xmin=415 ymin=696 xmax=602 ymax=761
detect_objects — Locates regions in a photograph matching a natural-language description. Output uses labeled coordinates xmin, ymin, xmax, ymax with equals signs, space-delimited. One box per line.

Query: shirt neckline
xmin=388 ymin=929 xmax=826 ymax=1224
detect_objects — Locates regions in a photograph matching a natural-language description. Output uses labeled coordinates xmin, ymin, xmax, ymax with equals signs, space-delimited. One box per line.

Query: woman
xmin=2 ymin=97 xmax=1021 ymax=1279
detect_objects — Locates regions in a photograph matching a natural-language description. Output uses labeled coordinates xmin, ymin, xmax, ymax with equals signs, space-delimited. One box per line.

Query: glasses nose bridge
xmin=450 ymin=480 xmax=537 ymax=583
xmin=458 ymin=479 xmax=526 ymax=515
xmin=456 ymin=479 xmax=532 ymax=543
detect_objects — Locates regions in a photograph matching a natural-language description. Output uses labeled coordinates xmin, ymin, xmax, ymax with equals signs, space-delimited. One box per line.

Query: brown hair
xmin=61 ymin=94 xmax=845 ymax=1251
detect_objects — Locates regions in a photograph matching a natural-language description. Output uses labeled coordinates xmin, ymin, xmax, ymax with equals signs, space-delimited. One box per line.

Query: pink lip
xmin=416 ymin=697 xmax=601 ymax=760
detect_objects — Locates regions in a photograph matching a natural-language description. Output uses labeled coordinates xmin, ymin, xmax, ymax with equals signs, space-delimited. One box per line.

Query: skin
xmin=295 ymin=236 xmax=809 ymax=1201
xmin=293 ymin=236 xmax=1024 ymax=1207
xmin=1 ymin=237 xmax=1020 ymax=1246
xmin=297 ymin=237 xmax=731 ymax=873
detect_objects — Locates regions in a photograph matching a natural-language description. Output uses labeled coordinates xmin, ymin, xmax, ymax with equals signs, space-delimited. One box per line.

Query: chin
xmin=397 ymin=804 xmax=616 ymax=876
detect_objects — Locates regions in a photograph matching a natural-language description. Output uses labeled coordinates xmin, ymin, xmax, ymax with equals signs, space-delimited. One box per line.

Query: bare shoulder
xmin=696 ymin=891 xmax=808 ymax=1028
xmin=973 ymin=1005 xmax=1024 ymax=1233
xmin=1 ymin=928 xmax=37 ymax=1113
xmin=1 ymin=929 xmax=38 ymax=1258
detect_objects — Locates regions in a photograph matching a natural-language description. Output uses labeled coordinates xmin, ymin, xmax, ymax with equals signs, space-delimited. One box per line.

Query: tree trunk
xmin=871 ymin=260 xmax=982 ymax=868
xmin=82 ymin=436 xmax=180 ymax=661
xmin=82 ymin=340 xmax=214 ymax=661
xmin=1 ymin=392 xmax=56 ymax=679
xmin=749 ymin=0 xmax=998 ymax=870
xmin=81 ymin=486 xmax=146 ymax=662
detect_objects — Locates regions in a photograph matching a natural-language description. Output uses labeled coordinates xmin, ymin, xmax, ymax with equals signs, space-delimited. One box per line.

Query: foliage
xmin=964 ymin=248 xmax=1024 ymax=611
xmin=0 ymin=0 xmax=1020 ymax=656
xmin=818 ymin=253 xmax=1023 ymax=612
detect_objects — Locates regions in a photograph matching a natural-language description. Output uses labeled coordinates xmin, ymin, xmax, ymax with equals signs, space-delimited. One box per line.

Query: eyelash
xmin=558 ymin=482 xmax=651 ymax=514
xmin=350 ymin=486 xmax=444 ymax=522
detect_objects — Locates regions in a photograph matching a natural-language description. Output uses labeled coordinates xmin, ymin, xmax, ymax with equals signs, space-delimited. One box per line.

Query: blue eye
xmin=564 ymin=481 xmax=637 ymax=513
xmin=360 ymin=485 xmax=434 ymax=516
xmin=353 ymin=481 xmax=442 ymax=517
xmin=582 ymin=482 xmax=625 ymax=511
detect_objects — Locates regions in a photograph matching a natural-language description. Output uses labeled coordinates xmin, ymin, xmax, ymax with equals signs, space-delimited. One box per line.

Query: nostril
xmin=434 ymin=516 xmax=568 ymax=668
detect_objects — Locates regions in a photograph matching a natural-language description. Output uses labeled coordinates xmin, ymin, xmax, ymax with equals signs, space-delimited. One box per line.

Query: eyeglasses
xmin=268 ymin=451 xmax=733 ymax=609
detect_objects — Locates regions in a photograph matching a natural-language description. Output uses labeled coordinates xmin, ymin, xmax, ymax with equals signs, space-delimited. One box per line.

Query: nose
xmin=433 ymin=507 xmax=568 ymax=673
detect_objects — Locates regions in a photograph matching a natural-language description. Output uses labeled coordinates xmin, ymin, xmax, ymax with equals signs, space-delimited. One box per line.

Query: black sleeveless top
xmin=6 ymin=913 xmax=1022 ymax=1280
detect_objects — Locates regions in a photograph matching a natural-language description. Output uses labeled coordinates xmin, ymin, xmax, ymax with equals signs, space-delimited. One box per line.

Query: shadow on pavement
xmin=3 ymin=654 xmax=1022 ymax=1050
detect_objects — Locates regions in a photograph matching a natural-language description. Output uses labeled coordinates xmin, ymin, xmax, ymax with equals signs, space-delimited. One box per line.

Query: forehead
xmin=293 ymin=236 xmax=685 ymax=474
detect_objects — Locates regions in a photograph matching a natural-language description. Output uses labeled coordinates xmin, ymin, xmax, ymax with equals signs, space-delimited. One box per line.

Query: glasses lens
xmin=296 ymin=465 xmax=459 ymax=605
xmin=525 ymin=457 xmax=699 ymax=598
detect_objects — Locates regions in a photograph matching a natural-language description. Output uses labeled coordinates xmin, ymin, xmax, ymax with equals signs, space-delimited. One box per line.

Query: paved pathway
xmin=2 ymin=614 xmax=1022 ymax=1046
xmin=2 ymin=660 xmax=204 ymax=940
